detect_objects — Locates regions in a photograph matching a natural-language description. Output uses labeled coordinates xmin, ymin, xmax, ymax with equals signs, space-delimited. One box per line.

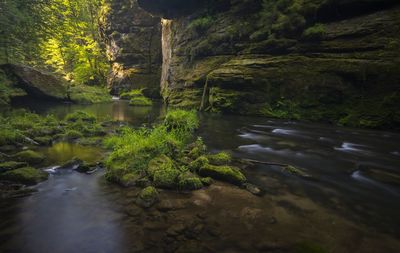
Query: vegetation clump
xmin=120 ymin=89 xmax=153 ymax=106
xmin=104 ymin=109 xmax=248 ymax=192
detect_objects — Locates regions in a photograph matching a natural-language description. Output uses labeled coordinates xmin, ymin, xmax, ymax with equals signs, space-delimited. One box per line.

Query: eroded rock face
xmin=142 ymin=0 xmax=400 ymax=129
xmin=99 ymin=0 xmax=162 ymax=95
xmin=0 ymin=64 xmax=68 ymax=101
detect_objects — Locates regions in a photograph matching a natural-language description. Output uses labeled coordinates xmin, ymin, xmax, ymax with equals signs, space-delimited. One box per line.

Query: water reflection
xmin=39 ymin=142 xmax=104 ymax=165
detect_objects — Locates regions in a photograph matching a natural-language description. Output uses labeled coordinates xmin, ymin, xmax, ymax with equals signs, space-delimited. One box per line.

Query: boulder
xmin=0 ymin=167 xmax=48 ymax=185
xmin=199 ymin=165 xmax=246 ymax=185
xmin=136 ymin=186 xmax=159 ymax=208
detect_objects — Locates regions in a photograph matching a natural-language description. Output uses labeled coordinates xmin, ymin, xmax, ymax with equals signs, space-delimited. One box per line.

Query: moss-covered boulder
xmin=136 ymin=186 xmax=159 ymax=208
xmin=153 ymin=168 xmax=181 ymax=189
xmin=188 ymin=156 xmax=209 ymax=172
xmin=0 ymin=167 xmax=48 ymax=185
xmin=120 ymin=172 xmax=142 ymax=187
xmin=33 ymin=136 xmax=53 ymax=146
xmin=64 ymin=130 xmax=84 ymax=140
xmin=147 ymin=155 xmax=175 ymax=178
xmin=14 ymin=150 xmax=45 ymax=165
xmin=207 ymin=152 xmax=232 ymax=165
xmin=0 ymin=161 xmax=28 ymax=173
xmin=178 ymin=172 xmax=203 ymax=190
xmin=199 ymin=165 xmax=246 ymax=185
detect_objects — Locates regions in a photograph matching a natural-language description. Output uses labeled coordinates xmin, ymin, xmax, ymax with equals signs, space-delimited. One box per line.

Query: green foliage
xmin=164 ymin=109 xmax=199 ymax=132
xmin=120 ymin=89 xmax=144 ymax=100
xmin=69 ymin=85 xmax=112 ymax=104
xmin=189 ymin=156 xmax=209 ymax=172
xmin=104 ymin=109 xmax=200 ymax=183
xmin=302 ymin=24 xmax=326 ymax=41
xmin=65 ymin=111 xmax=96 ymax=123
xmin=139 ymin=186 xmax=159 ymax=201
xmin=130 ymin=97 xmax=153 ymax=106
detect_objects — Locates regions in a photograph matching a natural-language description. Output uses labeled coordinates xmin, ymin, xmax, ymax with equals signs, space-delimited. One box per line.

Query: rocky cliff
xmin=100 ymin=0 xmax=162 ymax=96
xmin=138 ymin=0 xmax=400 ymax=129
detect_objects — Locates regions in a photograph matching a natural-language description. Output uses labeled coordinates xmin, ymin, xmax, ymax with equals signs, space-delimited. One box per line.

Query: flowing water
xmin=1 ymin=99 xmax=399 ymax=252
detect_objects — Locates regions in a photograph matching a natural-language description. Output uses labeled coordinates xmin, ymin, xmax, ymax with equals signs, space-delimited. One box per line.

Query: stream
xmin=1 ymin=99 xmax=399 ymax=252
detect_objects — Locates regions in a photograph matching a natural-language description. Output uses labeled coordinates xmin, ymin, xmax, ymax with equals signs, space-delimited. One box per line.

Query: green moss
xmin=302 ymin=23 xmax=326 ymax=41
xmin=129 ymin=96 xmax=153 ymax=106
xmin=65 ymin=111 xmax=96 ymax=123
xmin=200 ymin=177 xmax=213 ymax=186
xmin=0 ymin=161 xmax=28 ymax=172
xmin=199 ymin=165 xmax=246 ymax=185
xmin=69 ymin=85 xmax=112 ymax=104
xmin=178 ymin=173 xmax=203 ymax=190
xmin=136 ymin=186 xmax=159 ymax=208
xmin=207 ymin=152 xmax=232 ymax=165
xmin=14 ymin=150 xmax=45 ymax=165
xmin=120 ymin=172 xmax=141 ymax=187
xmin=147 ymin=155 xmax=176 ymax=178
xmin=0 ymin=128 xmax=23 ymax=146
xmin=0 ymin=167 xmax=48 ymax=185
xmin=187 ymin=137 xmax=207 ymax=159
xmin=153 ymin=168 xmax=180 ymax=189
xmin=64 ymin=130 xmax=84 ymax=140
xmin=189 ymin=156 xmax=209 ymax=172
xmin=120 ymin=89 xmax=144 ymax=100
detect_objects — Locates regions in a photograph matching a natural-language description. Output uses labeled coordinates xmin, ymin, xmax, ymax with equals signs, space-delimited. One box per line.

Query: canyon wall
xmin=99 ymin=0 xmax=162 ymax=96
xmin=138 ymin=0 xmax=400 ymax=129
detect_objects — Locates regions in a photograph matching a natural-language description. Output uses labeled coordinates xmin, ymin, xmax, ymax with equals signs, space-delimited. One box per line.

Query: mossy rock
xmin=178 ymin=172 xmax=203 ymax=191
xmin=14 ymin=150 xmax=45 ymax=165
xmin=120 ymin=172 xmax=142 ymax=187
xmin=33 ymin=136 xmax=53 ymax=146
xmin=200 ymin=177 xmax=213 ymax=186
xmin=136 ymin=186 xmax=159 ymax=208
xmin=0 ymin=161 xmax=28 ymax=173
xmin=153 ymin=168 xmax=181 ymax=189
xmin=199 ymin=165 xmax=246 ymax=185
xmin=147 ymin=155 xmax=175 ymax=178
xmin=0 ymin=167 xmax=48 ymax=185
xmin=64 ymin=130 xmax=84 ymax=140
xmin=207 ymin=152 xmax=232 ymax=165
xmin=188 ymin=156 xmax=209 ymax=172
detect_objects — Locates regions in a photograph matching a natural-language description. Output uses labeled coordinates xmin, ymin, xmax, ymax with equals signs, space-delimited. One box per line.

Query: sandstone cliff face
xmin=139 ymin=0 xmax=400 ymax=129
xmin=100 ymin=0 xmax=162 ymax=96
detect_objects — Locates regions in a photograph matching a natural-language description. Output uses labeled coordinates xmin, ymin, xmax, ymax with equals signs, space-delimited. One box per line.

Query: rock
xmin=75 ymin=162 xmax=98 ymax=174
xmin=188 ymin=156 xmax=209 ymax=172
xmin=120 ymin=172 xmax=143 ymax=187
xmin=59 ymin=158 xmax=83 ymax=170
xmin=243 ymin=183 xmax=263 ymax=196
xmin=153 ymin=168 xmax=180 ymax=189
xmin=99 ymin=0 xmax=162 ymax=95
xmin=33 ymin=136 xmax=53 ymax=146
xmin=166 ymin=223 xmax=186 ymax=237
xmin=136 ymin=186 xmax=159 ymax=208
xmin=199 ymin=164 xmax=246 ymax=185
xmin=0 ymin=161 xmax=28 ymax=173
xmin=0 ymin=167 xmax=48 ymax=185
xmin=156 ymin=199 xmax=187 ymax=212
xmin=138 ymin=0 xmax=400 ymax=130
xmin=0 ymin=64 xmax=67 ymax=100
xmin=13 ymin=150 xmax=45 ymax=165
xmin=206 ymin=152 xmax=232 ymax=166
xmin=178 ymin=172 xmax=203 ymax=191
xmin=147 ymin=155 xmax=180 ymax=189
